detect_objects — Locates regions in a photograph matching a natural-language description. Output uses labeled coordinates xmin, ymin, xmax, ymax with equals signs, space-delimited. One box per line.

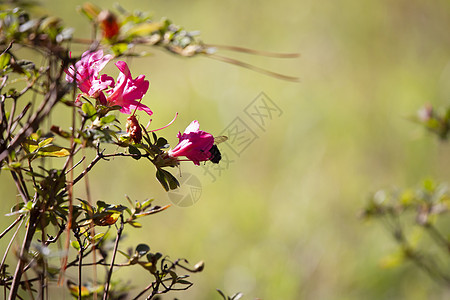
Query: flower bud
xmin=98 ymin=10 xmax=120 ymax=40
xmin=126 ymin=115 xmax=142 ymax=144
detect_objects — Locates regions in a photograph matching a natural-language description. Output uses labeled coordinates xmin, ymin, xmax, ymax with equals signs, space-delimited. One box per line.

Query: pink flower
xmin=168 ymin=120 xmax=214 ymax=165
xmin=66 ymin=51 xmax=152 ymax=116
xmin=65 ymin=50 xmax=114 ymax=99
xmin=105 ymin=61 xmax=152 ymax=116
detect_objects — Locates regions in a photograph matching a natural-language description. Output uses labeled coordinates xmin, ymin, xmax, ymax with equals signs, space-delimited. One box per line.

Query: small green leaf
xmin=155 ymin=169 xmax=179 ymax=191
xmin=111 ymin=43 xmax=130 ymax=56
xmin=37 ymin=145 xmax=70 ymax=157
xmin=9 ymin=162 xmax=21 ymax=169
xmin=141 ymin=198 xmax=154 ymax=210
xmin=81 ymin=102 xmax=97 ymax=120
xmin=71 ymin=240 xmax=80 ymax=251
xmin=379 ymin=250 xmax=405 ymax=269
xmin=78 ymin=2 xmax=101 ymax=21
xmin=135 ymin=244 xmax=150 ymax=256
xmin=125 ymin=22 xmax=162 ymax=37
xmin=162 ymin=169 xmax=180 ymax=190
xmin=118 ymin=249 xmax=131 ymax=259
xmin=231 ymin=293 xmax=243 ymax=300
xmin=156 ymin=169 xmax=169 ymax=191
xmin=22 ymin=139 xmax=39 ymax=153
xmin=216 ymin=289 xmax=227 ymax=300
xmin=147 ymin=252 xmax=162 ymax=264
xmin=0 ymin=52 xmax=11 ymax=70
xmin=25 ymin=201 xmax=33 ymax=210
xmin=129 ymin=145 xmax=141 ymax=160
xmin=100 ymin=114 xmax=116 ymax=124
xmin=38 ymin=137 xmax=54 ymax=148
xmin=129 ymin=220 xmax=142 ymax=228
xmin=156 ymin=137 xmax=168 ymax=149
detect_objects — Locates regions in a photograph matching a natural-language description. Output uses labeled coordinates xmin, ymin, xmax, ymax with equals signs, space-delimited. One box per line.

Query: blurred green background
xmin=2 ymin=0 xmax=450 ymax=299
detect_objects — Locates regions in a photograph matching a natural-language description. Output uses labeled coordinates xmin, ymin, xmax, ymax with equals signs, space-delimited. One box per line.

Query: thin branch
xmin=103 ymin=215 xmax=124 ymax=300
xmin=72 ymin=152 xmax=102 ymax=185
xmin=0 ymin=215 xmax=24 ymax=239
xmin=8 ymin=209 xmax=40 ymax=300
xmin=204 ymin=43 xmax=300 ymax=58
xmin=65 ymin=156 xmax=86 ymax=175
xmin=206 ymin=53 xmax=300 ymax=82
xmin=425 ymin=224 xmax=450 ymax=253
xmin=0 ymin=79 xmax=71 ymax=163
xmin=10 ymin=170 xmax=30 ymax=203
xmin=0 ymin=216 xmax=25 ymax=272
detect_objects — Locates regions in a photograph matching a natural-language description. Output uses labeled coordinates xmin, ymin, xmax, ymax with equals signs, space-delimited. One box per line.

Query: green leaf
xmin=71 ymin=240 xmax=80 ymax=251
xmin=91 ymin=233 xmax=105 ymax=243
xmin=0 ymin=52 xmax=11 ymax=70
xmin=118 ymin=249 xmax=131 ymax=259
xmin=156 ymin=137 xmax=168 ymax=149
xmin=423 ymin=178 xmax=436 ymax=193
xmin=163 ymin=169 xmax=180 ymax=190
xmin=125 ymin=22 xmax=162 ymax=37
xmin=6 ymin=201 xmax=33 ymax=216
xmin=128 ymin=145 xmax=141 ymax=160
xmin=141 ymin=198 xmax=154 ymax=210
xmin=379 ymin=250 xmax=405 ymax=269
xmin=100 ymin=114 xmax=116 ymax=124
xmin=156 ymin=169 xmax=169 ymax=191
xmin=156 ymin=169 xmax=179 ymax=191
xmin=135 ymin=244 xmax=150 ymax=256
xmin=38 ymin=137 xmax=54 ymax=148
xmin=78 ymin=2 xmax=101 ymax=21
xmin=176 ymin=279 xmax=192 ymax=285
xmin=231 ymin=293 xmax=243 ymax=300
xmin=111 ymin=43 xmax=130 ymax=56
xmin=216 ymin=289 xmax=227 ymax=300
xmin=37 ymin=145 xmax=70 ymax=157
xmin=128 ymin=220 xmax=142 ymax=228
xmin=22 ymin=139 xmax=39 ymax=153
xmin=147 ymin=252 xmax=162 ymax=264
xmin=81 ymin=102 xmax=97 ymax=120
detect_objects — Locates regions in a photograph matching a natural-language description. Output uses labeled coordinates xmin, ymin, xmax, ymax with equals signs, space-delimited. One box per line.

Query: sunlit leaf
xmin=71 ymin=240 xmax=80 ymax=251
xmin=379 ymin=251 xmax=405 ymax=269
xmin=37 ymin=145 xmax=70 ymax=157
xmin=135 ymin=204 xmax=171 ymax=217
xmin=92 ymin=212 xmax=120 ymax=226
xmin=125 ymin=22 xmax=161 ymax=37
xmin=100 ymin=114 xmax=116 ymax=124
xmin=128 ymin=220 xmax=142 ymax=228
xmin=67 ymin=280 xmax=91 ymax=297
xmin=0 ymin=52 xmax=11 ymax=71
xmin=81 ymin=102 xmax=97 ymax=120
xmin=111 ymin=43 xmax=130 ymax=56
xmin=231 ymin=292 xmax=243 ymax=300
xmin=78 ymin=2 xmax=101 ymax=21
xmin=118 ymin=249 xmax=131 ymax=259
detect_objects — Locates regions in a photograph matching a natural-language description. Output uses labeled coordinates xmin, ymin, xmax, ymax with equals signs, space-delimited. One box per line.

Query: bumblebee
xmin=209 ymin=136 xmax=227 ymax=164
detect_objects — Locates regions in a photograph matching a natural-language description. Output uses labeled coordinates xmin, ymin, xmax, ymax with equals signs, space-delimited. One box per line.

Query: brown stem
xmin=206 ymin=53 xmax=300 ymax=82
xmin=204 ymin=43 xmax=300 ymax=58
xmin=0 ymin=79 xmax=70 ymax=163
xmin=0 ymin=215 xmax=24 ymax=239
xmin=103 ymin=215 xmax=124 ymax=300
xmin=8 ymin=209 xmax=40 ymax=300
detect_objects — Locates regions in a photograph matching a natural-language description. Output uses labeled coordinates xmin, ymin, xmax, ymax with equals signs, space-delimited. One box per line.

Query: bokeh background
xmin=2 ymin=0 xmax=450 ymax=299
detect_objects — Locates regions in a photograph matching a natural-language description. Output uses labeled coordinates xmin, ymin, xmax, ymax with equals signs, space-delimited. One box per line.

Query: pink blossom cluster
xmin=67 ymin=50 xmax=216 ymax=165
xmin=65 ymin=49 xmax=152 ymax=115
